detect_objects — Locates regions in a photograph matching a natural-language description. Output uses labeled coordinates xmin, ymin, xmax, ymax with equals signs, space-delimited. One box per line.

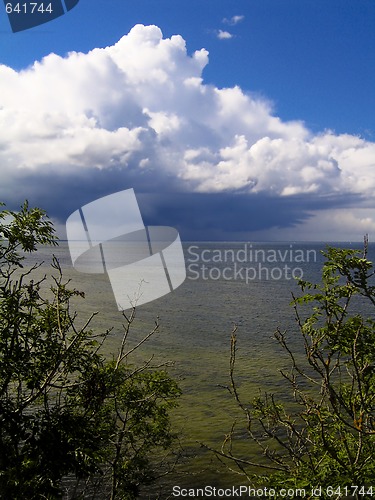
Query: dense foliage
xmin=0 ymin=201 xmax=180 ymax=499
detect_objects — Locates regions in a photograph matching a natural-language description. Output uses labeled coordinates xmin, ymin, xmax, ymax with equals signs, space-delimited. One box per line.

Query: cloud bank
xmin=0 ymin=24 xmax=374 ymax=239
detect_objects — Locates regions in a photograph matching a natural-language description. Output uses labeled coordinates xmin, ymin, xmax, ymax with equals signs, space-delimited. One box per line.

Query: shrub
xmin=0 ymin=201 xmax=180 ymax=499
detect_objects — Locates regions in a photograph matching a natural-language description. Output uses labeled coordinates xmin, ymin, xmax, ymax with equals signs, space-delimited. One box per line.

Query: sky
xmin=0 ymin=0 xmax=374 ymax=241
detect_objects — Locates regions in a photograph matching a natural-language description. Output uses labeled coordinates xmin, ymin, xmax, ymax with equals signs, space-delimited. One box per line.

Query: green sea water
xmin=19 ymin=241 xmax=374 ymax=498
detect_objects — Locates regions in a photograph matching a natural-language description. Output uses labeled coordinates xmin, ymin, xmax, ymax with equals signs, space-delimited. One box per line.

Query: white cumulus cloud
xmin=217 ymin=30 xmax=233 ymax=40
xmin=0 ymin=23 xmax=374 ymax=237
xmin=223 ymin=15 xmax=245 ymax=26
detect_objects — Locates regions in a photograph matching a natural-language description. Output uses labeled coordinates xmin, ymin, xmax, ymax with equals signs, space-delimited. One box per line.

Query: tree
xmin=212 ymin=238 xmax=375 ymax=499
xmin=0 ymin=201 xmax=180 ymax=499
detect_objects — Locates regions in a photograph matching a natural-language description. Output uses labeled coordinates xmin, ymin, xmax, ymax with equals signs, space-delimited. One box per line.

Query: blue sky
xmin=0 ymin=0 xmax=374 ymax=241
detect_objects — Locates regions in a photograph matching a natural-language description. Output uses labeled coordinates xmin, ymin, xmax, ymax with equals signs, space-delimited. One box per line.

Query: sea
xmin=20 ymin=240 xmax=375 ymax=498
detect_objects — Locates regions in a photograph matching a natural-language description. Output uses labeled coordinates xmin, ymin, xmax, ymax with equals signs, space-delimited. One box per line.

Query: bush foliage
xmin=218 ymin=240 xmax=375 ymax=499
xmin=0 ymin=201 xmax=180 ymax=499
